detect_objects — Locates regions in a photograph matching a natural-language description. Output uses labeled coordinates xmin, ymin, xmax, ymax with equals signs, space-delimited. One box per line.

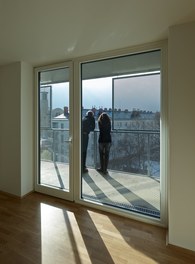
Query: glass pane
xmin=39 ymin=68 xmax=70 ymax=190
xmin=113 ymin=73 xmax=160 ymax=131
xmin=81 ymin=50 xmax=161 ymax=218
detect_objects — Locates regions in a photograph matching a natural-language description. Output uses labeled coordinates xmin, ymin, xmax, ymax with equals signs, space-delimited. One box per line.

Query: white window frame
xmin=73 ymin=40 xmax=168 ymax=227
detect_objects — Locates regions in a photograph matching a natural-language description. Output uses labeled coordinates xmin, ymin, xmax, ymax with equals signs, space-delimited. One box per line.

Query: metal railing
xmin=40 ymin=128 xmax=160 ymax=178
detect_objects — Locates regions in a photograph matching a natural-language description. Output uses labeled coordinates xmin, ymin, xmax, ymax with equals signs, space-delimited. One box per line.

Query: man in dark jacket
xmin=82 ymin=110 xmax=95 ymax=173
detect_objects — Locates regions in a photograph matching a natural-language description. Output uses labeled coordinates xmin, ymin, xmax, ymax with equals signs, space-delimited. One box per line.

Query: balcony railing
xmin=40 ymin=128 xmax=160 ymax=218
xmin=40 ymin=128 xmax=160 ymax=179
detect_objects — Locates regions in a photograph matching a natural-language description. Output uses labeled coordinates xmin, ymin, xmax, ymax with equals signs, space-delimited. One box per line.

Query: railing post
xmin=147 ymin=133 xmax=151 ymax=176
xmin=53 ymin=129 xmax=55 ymax=162
xmin=94 ymin=131 xmax=97 ymax=168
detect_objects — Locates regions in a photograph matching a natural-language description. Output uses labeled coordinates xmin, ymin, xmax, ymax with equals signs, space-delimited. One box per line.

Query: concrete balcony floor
xmin=40 ymin=161 xmax=160 ymax=218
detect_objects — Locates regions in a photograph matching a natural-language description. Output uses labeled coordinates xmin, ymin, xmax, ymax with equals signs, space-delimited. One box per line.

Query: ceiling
xmin=0 ymin=0 xmax=195 ymax=67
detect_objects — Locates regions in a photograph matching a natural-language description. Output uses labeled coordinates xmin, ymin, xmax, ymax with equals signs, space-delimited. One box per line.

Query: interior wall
xmin=168 ymin=21 xmax=195 ymax=251
xmin=0 ymin=62 xmax=21 ymax=196
xmin=21 ymin=62 xmax=34 ymax=196
xmin=0 ymin=62 xmax=34 ymax=197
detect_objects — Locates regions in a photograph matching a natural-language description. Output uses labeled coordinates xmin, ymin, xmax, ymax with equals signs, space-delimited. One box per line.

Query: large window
xmin=38 ymin=66 xmax=72 ymax=194
xmin=81 ymin=49 xmax=163 ymax=220
xmin=35 ymin=44 xmax=167 ymax=225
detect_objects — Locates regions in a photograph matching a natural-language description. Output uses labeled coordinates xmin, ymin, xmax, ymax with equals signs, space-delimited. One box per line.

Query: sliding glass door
xmin=80 ymin=49 xmax=166 ymax=222
xmin=35 ymin=43 xmax=167 ymax=225
xmin=35 ymin=62 xmax=73 ymax=200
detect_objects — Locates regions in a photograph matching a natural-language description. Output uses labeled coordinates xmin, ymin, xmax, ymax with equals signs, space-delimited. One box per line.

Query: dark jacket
xmin=98 ymin=118 xmax=111 ymax=143
xmin=82 ymin=115 xmax=95 ymax=134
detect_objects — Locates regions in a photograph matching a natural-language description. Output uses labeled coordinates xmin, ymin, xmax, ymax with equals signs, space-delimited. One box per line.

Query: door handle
xmin=64 ymin=137 xmax=72 ymax=143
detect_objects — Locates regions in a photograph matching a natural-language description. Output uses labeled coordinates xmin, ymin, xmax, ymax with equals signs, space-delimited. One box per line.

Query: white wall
xmin=21 ymin=62 xmax=34 ymax=196
xmin=168 ymin=21 xmax=195 ymax=251
xmin=0 ymin=62 xmax=33 ymax=197
xmin=0 ymin=62 xmax=21 ymax=196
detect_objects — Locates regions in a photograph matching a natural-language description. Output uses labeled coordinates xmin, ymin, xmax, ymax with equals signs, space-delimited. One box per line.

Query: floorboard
xmin=0 ymin=192 xmax=194 ymax=264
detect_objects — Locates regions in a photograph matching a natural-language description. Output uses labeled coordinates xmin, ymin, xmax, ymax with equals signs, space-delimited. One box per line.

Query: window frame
xmin=73 ymin=40 xmax=168 ymax=227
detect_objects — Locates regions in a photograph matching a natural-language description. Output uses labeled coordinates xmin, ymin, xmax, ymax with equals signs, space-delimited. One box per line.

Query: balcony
xmin=40 ymin=129 xmax=160 ymax=218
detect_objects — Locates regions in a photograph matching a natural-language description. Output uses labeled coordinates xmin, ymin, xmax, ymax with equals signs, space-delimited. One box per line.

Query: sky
xmin=113 ymin=74 xmax=160 ymax=112
xmin=52 ymin=73 xmax=160 ymax=112
xmin=52 ymin=83 xmax=69 ymax=109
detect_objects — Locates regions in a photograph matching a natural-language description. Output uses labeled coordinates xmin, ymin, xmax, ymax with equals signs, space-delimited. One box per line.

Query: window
xmin=112 ymin=73 xmax=160 ymax=131
xmin=81 ymin=49 xmax=163 ymax=220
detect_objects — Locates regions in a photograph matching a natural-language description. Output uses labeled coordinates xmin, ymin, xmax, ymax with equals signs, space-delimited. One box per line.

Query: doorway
xmin=35 ymin=44 xmax=167 ymax=226
xmin=35 ymin=62 xmax=74 ymax=200
xmin=80 ymin=50 xmax=164 ymax=220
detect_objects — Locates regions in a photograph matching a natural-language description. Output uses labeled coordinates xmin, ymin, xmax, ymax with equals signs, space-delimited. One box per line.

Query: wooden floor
xmin=0 ymin=192 xmax=194 ymax=264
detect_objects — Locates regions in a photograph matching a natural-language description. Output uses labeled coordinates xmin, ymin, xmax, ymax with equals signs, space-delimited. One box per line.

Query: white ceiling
xmin=0 ymin=0 xmax=195 ymax=67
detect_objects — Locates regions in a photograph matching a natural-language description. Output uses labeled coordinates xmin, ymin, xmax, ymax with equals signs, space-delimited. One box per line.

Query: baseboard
xmin=0 ymin=190 xmax=35 ymax=199
xmin=167 ymin=243 xmax=195 ymax=256
xmin=0 ymin=190 xmax=21 ymax=199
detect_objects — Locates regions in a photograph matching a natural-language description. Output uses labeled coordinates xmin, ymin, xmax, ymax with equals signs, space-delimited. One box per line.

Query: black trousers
xmin=82 ymin=133 xmax=89 ymax=169
xmin=99 ymin=142 xmax=111 ymax=172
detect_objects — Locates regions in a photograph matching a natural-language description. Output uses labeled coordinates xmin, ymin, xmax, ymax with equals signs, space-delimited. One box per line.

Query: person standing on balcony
xmin=82 ymin=110 xmax=95 ymax=173
xmin=97 ymin=112 xmax=112 ymax=175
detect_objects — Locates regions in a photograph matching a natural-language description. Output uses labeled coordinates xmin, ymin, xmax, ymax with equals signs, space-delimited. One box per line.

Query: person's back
xmin=97 ymin=113 xmax=111 ymax=174
xmin=98 ymin=116 xmax=111 ymax=143
xmin=82 ymin=111 xmax=95 ymax=172
xmin=83 ymin=114 xmax=95 ymax=134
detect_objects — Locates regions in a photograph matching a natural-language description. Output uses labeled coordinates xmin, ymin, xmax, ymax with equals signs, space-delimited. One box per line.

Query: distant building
xmin=40 ymin=101 xmax=160 ymax=176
